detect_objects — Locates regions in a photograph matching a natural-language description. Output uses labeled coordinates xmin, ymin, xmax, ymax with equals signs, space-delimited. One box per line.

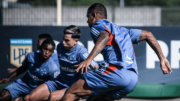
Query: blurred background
xmin=1 ymin=0 xmax=180 ymax=26
xmin=1 ymin=0 xmax=180 ymax=101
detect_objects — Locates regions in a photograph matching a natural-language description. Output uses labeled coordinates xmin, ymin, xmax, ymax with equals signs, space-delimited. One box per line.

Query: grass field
xmin=80 ymin=98 xmax=180 ymax=101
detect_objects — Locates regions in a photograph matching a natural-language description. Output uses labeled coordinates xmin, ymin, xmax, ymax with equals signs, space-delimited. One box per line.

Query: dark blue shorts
xmin=5 ymin=79 xmax=33 ymax=100
xmin=83 ymin=62 xmax=138 ymax=100
xmin=45 ymin=78 xmax=69 ymax=93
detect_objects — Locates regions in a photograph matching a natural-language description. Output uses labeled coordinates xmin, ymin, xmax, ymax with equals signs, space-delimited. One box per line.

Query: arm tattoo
xmin=89 ymin=31 xmax=109 ymax=59
xmin=146 ymin=33 xmax=165 ymax=60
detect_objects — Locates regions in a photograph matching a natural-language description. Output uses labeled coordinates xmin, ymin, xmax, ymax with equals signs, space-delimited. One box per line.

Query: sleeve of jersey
xmin=21 ymin=54 xmax=29 ymax=67
xmin=129 ymin=29 xmax=142 ymax=44
xmin=90 ymin=24 xmax=108 ymax=40
xmin=79 ymin=49 xmax=98 ymax=69
xmin=49 ymin=64 xmax=60 ymax=80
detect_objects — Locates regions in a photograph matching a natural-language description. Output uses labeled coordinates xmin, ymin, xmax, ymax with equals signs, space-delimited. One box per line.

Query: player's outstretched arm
xmin=75 ymin=30 xmax=110 ymax=74
xmin=139 ymin=30 xmax=172 ymax=74
xmin=7 ymin=68 xmax=17 ymax=73
xmin=0 ymin=66 xmax=28 ymax=83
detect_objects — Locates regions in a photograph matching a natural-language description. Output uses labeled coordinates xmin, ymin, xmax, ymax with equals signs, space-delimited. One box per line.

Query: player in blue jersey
xmin=7 ymin=33 xmax=59 ymax=74
xmin=37 ymin=33 xmax=60 ymax=68
xmin=23 ymin=25 xmax=98 ymax=101
xmin=0 ymin=39 xmax=60 ymax=101
xmin=60 ymin=3 xmax=172 ymax=101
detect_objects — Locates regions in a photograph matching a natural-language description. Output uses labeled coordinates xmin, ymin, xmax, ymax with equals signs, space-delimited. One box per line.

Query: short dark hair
xmin=88 ymin=3 xmax=107 ymax=19
xmin=63 ymin=25 xmax=81 ymax=39
xmin=41 ymin=39 xmax=55 ymax=50
xmin=38 ymin=33 xmax=52 ymax=40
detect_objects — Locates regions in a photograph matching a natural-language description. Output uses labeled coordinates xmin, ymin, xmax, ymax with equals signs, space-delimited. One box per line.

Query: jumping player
xmin=0 ymin=39 xmax=60 ymax=101
xmin=60 ymin=3 xmax=172 ymax=101
xmin=23 ymin=25 xmax=98 ymax=101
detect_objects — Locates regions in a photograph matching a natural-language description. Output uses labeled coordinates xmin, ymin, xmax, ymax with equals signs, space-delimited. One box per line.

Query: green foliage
xmin=125 ymin=0 xmax=180 ymax=7
xmin=162 ymin=8 xmax=180 ymax=25
xmin=18 ymin=0 xmax=56 ymax=6
xmin=17 ymin=0 xmax=180 ymax=7
xmin=62 ymin=0 xmax=110 ymax=6
xmin=31 ymin=0 xmax=56 ymax=6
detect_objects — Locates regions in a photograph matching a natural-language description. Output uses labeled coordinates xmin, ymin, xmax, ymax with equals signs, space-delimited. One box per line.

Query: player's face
xmin=41 ymin=44 xmax=54 ymax=60
xmin=37 ymin=38 xmax=46 ymax=50
xmin=87 ymin=12 xmax=95 ymax=28
xmin=63 ymin=34 xmax=78 ymax=51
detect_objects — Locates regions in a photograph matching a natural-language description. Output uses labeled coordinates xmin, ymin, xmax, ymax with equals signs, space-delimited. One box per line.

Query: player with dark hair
xmin=8 ymin=33 xmax=59 ymax=74
xmin=60 ymin=3 xmax=172 ymax=101
xmin=37 ymin=33 xmax=53 ymax=50
xmin=0 ymin=39 xmax=60 ymax=101
xmin=23 ymin=25 xmax=98 ymax=101
xmin=37 ymin=33 xmax=60 ymax=68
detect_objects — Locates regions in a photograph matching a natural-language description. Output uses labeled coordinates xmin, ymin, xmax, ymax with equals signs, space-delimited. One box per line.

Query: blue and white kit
xmin=45 ymin=43 xmax=98 ymax=93
xmin=83 ymin=19 xmax=142 ymax=100
xmin=5 ymin=52 xmax=60 ymax=100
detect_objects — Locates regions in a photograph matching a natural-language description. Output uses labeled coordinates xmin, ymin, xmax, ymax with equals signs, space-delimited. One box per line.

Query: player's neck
xmin=65 ymin=44 xmax=77 ymax=51
xmin=39 ymin=54 xmax=48 ymax=62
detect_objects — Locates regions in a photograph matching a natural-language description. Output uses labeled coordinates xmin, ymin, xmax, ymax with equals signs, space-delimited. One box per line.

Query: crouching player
xmin=0 ymin=39 xmax=60 ymax=101
xmin=23 ymin=25 xmax=98 ymax=101
xmin=60 ymin=3 xmax=172 ymax=101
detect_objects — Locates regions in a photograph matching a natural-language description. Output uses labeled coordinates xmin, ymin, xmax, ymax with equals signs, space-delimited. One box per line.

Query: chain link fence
xmin=1 ymin=0 xmax=180 ymax=26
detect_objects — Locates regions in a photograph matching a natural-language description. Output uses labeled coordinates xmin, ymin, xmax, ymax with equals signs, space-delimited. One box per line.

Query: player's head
xmin=87 ymin=3 xmax=107 ymax=28
xmin=62 ymin=25 xmax=81 ymax=50
xmin=40 ymin=39 xmax=55 ymax=61
xmin=37 ymin=33 xmax=53 ymax=50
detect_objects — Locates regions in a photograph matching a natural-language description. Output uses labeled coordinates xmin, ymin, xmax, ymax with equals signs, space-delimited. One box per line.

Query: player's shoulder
xmin=25 ymin=51 xmax=39 ymax=62
xmin=46 ymin=57 xmax=58 ymax=70
xmin=27 ymin=51 xmax=38 ymax=58
xmin=57 ymin=42 xmax=63 ymax=50
xmin=76 ymin=44 xmax=87 ymax=53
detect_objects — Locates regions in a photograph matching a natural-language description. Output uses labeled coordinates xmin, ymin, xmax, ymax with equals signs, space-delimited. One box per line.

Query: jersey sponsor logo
xmin=60 ymin=65 xmax=76 ymax=73
xmin=10 ymin=39 xmax=32 ymax=67
xmin=27 ymin=70 xmax=43 ymax=81
xmin=125 ymin=54 xmax=133 ymax=64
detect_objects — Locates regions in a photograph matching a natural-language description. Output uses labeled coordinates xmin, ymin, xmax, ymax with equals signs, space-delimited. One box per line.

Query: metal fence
xmin=1 ymin=0 xmax=180 ymax=26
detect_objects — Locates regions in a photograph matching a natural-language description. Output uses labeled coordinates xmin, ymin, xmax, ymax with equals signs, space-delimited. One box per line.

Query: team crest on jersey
xmin=10 ymin=39 xmax=32 ymax=67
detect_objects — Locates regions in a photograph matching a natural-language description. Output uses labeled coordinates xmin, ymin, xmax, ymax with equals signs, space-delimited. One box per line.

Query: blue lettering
xmin=14 ymin=48 xmax=29 ymax=64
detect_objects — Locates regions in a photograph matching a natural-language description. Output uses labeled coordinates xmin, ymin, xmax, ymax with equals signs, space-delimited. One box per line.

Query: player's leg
xmin=49 ymin=89 xmax=66 ymax=101
xmin=89 ymin=94 xmax=114 ymax=101
xmin=94 ymin=69 xmax=138 ymax=101
xmin=1 ymin=79 xmax=30 ymax=101
xmin=0 ymin=89 xmax=12 ymax=101
xmin=24 ymin=83 xmax=50 ymax=101
xmin=13 ymin=96 xmax=23 ymax=101
xmin=61 ymin=79 xmax=93 ymax=101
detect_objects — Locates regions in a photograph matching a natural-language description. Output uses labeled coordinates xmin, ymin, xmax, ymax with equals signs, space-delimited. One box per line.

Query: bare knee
xmin=61 ymin=93 xmax=78 ymax=101
xmin=49 ymin=92 xmax=59 ymax=101
xmin=13 ymin=97 xmax=23 ymax=101
xmin=24 ymin=95 xmax=30 ymax=101
xmin=0 ymin=90 xmax=12 ymax=101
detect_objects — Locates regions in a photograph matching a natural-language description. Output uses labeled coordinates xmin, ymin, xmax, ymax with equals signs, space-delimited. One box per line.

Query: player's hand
xmin=92 ymin=65 xmax=99 ymax=70
xmin=75 ymin=59 xmax=92 ymax=74
xmin=160 ymin=58 xmax=172 ymax=74
xmin=7 ymin=68 xmax=17 ymax=73
xmin=0 ymin=78 xmax=10 ymax=84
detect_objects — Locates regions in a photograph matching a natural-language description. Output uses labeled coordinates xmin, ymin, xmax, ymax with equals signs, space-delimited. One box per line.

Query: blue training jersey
xmin=90 ymin=19 xmax=142 ymax=74
xmin=56 ymin=42 xmax=98 ymax=85
xmin=21 ymin=52 xmax=60 ymax=88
